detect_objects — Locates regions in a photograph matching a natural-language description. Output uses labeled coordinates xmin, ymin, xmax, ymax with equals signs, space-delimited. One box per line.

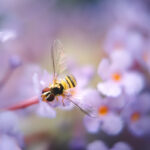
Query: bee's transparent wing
xmin=65 ymin=96 xmax=98 ymax=118
xmin=51 ymin=40 xmax=67 ymax=79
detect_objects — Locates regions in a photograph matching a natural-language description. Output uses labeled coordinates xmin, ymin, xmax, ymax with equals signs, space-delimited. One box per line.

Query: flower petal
xmin=122 ymin=72 xmax=144 ymax=95
xmin=97 ymin=82 xmax=121 ymax=97
xmin=110 ymin=50 xmax=133 ymax=70
xmin=129 ymin=116 xmax=150 ymax=136
xmin=87 ymin=140 xmax=108 ymax=150
xmin=36 ymin=102 xmax=56 ymax=118
xmin=111 ymin=142 xmax=132 ymax=150
xmin=101 ymin=114 xmax=123 ymax=135
xmin=83 ymin=116 xmax=100 ymax=133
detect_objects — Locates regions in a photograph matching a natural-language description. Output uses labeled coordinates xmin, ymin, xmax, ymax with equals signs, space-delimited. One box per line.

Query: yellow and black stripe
xmin=61 ymin=75 xmax=77 ymax=90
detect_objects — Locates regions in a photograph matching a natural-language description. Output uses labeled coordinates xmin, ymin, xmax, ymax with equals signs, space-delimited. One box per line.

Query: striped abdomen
xmin=61 ymin=75 xmax=77 ymax=90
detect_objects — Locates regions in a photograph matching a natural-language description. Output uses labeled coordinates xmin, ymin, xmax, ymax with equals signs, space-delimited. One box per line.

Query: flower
xmin=82 ymin=89 xmax=123 ymax=135
xmin=87 ymin=140 xmax=132 ymax=150
xmin=97 ymin=51 xmax=144 ymax=97
xmin=122 ymin=93 xmax=150 ymax=136
xmin=32 ymin=61 xmax=94 ymax=118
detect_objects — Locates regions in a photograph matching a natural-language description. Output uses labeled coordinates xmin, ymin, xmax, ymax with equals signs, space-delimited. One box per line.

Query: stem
xmin=2 ymin=96 xmax=39 ymax=111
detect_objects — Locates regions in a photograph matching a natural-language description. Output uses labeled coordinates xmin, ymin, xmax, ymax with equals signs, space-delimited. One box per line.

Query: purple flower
xmin=87 ymin=140 xmax=132 ymax=150
xmin=82 ymin=89 xmax=123 ymax=135
xmin=32 ymin=69 xmax=57 ymax=118
xmin=32 ymin=61 xmax=94 ymax=118
xmin=97 ymin=51 xmax=144 ymax=97
xmin=122 ymin=93 xmax=150 ymax=136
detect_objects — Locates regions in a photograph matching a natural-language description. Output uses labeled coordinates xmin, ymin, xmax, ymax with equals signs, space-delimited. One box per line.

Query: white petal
xmin=110 ymin=50 xmax=133 ymax=70
xmin=87 ymin=140 xmax=108 ymax=150
xmin=36 ymin=102 xmax=56 ymax=118
xmin=101 ymin=114 xmax=123 ymax=135
xmin=80 ymin=89 xmax=101 ymax=107
xmin=122 ymin=72 xmax=144 ymax=95
xmin=97 ymin=82 xmax=121 ymax=97
xmin=83 ymin=116 xmax=100 ymax=133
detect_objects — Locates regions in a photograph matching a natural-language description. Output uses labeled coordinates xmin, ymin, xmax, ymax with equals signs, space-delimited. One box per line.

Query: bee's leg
xmin=41 ymin=95 xmax=47 ymax=102
xmin=53 ymin=75 xmax=58 ymax=84
xmin=56 ymin=96 xmax=59 ymax=101
xmin=61 ymin=94 xmax=66 ymax=106
xmin=62 ymin=97 xmax=65 ymax=106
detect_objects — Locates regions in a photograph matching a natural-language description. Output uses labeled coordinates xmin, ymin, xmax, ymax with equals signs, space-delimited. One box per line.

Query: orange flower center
xmin=112 ymin=73 xmax=122 ymax=82
xmin=131 ymin=112 xmax=141 ymax=122
xmin=98 ymin=106 xmax=108 ymax=116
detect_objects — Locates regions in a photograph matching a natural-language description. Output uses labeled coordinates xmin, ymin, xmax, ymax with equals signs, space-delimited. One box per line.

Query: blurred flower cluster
xmin=0 ymin=0 xmax=150 ymax=150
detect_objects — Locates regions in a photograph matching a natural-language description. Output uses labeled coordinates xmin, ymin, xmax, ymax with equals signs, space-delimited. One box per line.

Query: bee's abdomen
xmin=61 ymin=75 xmax=77 ymax=90
xmin=65 ymin=75 xmax=77 ymax=88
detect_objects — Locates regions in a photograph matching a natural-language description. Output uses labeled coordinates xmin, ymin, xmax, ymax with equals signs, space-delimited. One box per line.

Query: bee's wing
xmin=65 ymin=95 xmax=98 ymax=118
xmin=51 ymin=40 xmax=67 ymax=80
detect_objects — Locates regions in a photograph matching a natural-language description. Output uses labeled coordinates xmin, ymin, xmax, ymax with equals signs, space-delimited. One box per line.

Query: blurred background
xmin=0 ymin=0 xmax=150 ymax=150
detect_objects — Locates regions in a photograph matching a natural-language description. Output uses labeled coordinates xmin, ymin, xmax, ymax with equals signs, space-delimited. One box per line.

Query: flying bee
xmin=41 ymin=40 xmax=97 ymax=117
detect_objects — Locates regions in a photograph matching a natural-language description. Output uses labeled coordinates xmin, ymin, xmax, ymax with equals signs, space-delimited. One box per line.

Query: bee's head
xmin=42 ymin=87 xmax=55 ymax=102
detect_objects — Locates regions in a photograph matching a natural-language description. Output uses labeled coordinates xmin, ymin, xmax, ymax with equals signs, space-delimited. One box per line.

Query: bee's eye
xmin=42 ymin=87 xmax=50 ymax=93
xmin=47 ymin=93 xmax=55 ymax=101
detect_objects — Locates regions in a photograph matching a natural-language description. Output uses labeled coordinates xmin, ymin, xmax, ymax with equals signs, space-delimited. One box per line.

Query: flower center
xmin=98 ymin=106 xmax=108 ymax=116
xmin=131 ymin=112 xmax=141 ymax=122
xmin=112 ymin=73 xmax=121 ymax=82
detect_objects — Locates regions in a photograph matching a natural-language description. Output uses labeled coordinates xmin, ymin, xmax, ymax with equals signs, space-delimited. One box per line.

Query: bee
xmin=41 ymin=74 xmax=77 ymax=102
xmin=41 ymin=40 xmax=96 ymax=117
